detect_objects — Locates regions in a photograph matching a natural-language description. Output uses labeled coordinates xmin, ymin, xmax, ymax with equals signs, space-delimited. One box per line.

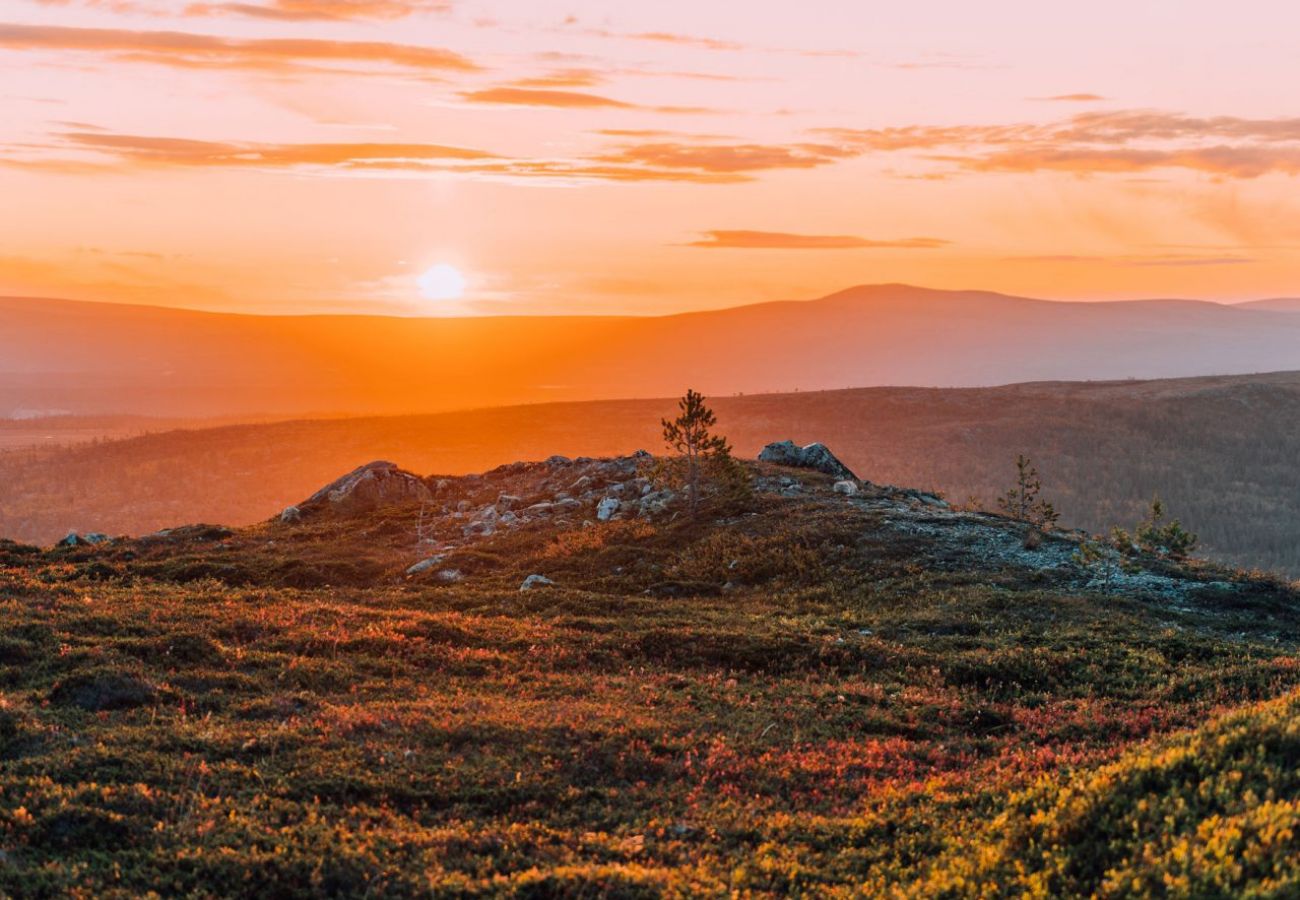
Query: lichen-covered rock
xmin=520 ymin=574 xmax=555 ymax=591
xmin=406 ymin=555 xmax=446 ymax=575
xmin=58 ymin=532 xmax=111 ymax=548
xmin=596 ymin=497 xmax=621 ymax=521
xmin=298 ymin=461 xmax=432 ymax=517
xmin=758 ymin=441 xmax=858 ymax=481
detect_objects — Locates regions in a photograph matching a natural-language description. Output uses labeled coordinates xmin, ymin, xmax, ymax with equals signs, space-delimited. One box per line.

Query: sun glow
xmin=417 ymin=263 xmax=467 ymax=304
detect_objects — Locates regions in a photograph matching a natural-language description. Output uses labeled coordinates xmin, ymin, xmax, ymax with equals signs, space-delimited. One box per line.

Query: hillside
xmin=3 ymin=450 xmax=1300 ymax=896
xmin=1236 ymin=297 xmax=1300 ymax=313
xmin=8 ymin=285 xmax=1300 ymax=418
xmin=5 ymin=372 xmax=1300 ymax=576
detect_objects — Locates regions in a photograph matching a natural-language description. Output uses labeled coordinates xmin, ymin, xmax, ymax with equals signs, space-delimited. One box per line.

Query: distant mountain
xmin=1234 ymin=297 xmax=1300 ymax=313
xmin=8 ymin=285 xmax=1300 ymax=417
xmin=6 ymin=371 xmax=1300 ymax=577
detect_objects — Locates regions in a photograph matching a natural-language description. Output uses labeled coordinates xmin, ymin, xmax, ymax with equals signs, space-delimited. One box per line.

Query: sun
xmin=417 ymin=263 xmax=466 ymax=303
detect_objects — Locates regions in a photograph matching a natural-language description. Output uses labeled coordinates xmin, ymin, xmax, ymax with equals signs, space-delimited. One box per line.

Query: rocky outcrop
xmin=58 ymin=532 xmax=111 ymax=548
xmin=758 ymin=441 xmax=858 ymax=481
xmin=294 ymin=461 xmax=432 ymax=518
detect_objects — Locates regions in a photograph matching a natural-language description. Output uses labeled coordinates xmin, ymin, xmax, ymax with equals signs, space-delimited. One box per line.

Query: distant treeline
xmin=2 ymin=373 xmax=1299 ymax=577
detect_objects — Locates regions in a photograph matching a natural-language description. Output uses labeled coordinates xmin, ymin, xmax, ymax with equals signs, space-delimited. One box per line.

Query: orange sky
xmin=3 ymin=0 xmax=1300 ymax=315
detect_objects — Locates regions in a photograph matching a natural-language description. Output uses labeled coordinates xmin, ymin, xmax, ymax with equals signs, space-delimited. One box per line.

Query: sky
xmin=2 ymin=0 xmax=1300 ymax=316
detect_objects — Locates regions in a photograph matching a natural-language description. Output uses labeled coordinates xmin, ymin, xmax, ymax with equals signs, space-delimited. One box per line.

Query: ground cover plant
xmin=2 ymin=455 xmax=1299 ymax=897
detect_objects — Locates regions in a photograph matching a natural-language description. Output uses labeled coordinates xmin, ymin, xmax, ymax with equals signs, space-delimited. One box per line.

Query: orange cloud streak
xmin=58 ymin=131 xmax=491 ymax=166
xmin=183 ymin=0 xmax=452 ymax=20
xmin=687 ymin=230 xmax=950 ymax=249
xmin=0 ymin=22 xmax=477 ymax=71
xmin=598 ymin=142 xmax=848 ymax=173
xmin=460 ymin=88 xmax=636 ymax=109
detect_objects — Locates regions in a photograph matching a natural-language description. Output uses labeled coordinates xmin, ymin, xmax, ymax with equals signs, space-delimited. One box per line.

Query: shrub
xmin=50 ymin=668 xmax=157 ymax=711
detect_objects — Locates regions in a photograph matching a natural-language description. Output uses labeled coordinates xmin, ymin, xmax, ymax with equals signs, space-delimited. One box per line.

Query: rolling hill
xmin=9 ymin=284 xmax=1300 ymax=418
xmin=4 ymin=371 xmax=1300 ymax=576
xmin=3 ymin=450 xmax=1299 ymax=895
xmin=1235 ymin=297 xmax=1300 ymax=312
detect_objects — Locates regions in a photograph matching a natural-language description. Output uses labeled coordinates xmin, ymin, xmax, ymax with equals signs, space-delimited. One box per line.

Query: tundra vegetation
xmin=1 ymin=448 xmax=1299 ymax=897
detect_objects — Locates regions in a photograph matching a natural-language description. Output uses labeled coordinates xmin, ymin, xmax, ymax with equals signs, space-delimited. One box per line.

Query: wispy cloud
xmin=687 ymin=230 xmax=949 ymax=249
xmin=461 ymin=87 xmax=635 ymax=109
xmin=596 ymin=141 xmax=850 ymax=173
xmin=577 ymin=27 xmax=745 ymax=52
xmin=183 ymin=0 xmax=452 ymax=20
xmin=1009 ymin=253 xmax=1256 ymax=267
xmin=58 ymin=131 xmax=492 ymax=166
xmin=459 ymin=87 xmax=714 ymax=114
xmin=10 ymin=129 xmax=756 ymax=184
xmin=821 ymin=110 xmax=1300 ymax=179
xmin=0 ymin=22 xmax=477 ymax=72
xmin=1034 ymin=93 xmax=1107 ymax=102
xmin=509 ymin=68 xmax=604 ymax=89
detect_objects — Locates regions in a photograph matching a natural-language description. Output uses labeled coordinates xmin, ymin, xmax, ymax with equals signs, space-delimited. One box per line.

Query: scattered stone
xmin=758 ymin=440 xmax=858 ymax=480
xmin=544 ymin=455 xmax=572 ymax=467
xmin=596 ymin=497 xmax=621 ymax=521
xmin=279 ymin=505 xmax=303 ymax=524
xmin=435 ymin=569 xmax=462 ymax=584
xmin=463 ymin=521 xmax=495 ymax=538
xmin=520 ymin=574 xmax=556 ymax=591
xmin=833 ymin=480 xmax=859 ymax=496
xmin=406 ymin=555 xmax=446 ymax=575
xmin=639 ymin=490 xmax=676 ymax=516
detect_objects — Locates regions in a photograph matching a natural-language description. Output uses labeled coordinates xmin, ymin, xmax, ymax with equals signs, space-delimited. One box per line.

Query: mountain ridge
xmin=8 ymin=283 xmax=1300 ymax=418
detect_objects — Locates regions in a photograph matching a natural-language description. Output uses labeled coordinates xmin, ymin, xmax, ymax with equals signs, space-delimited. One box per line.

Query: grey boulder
xmin=758 ymin=441 xmax=858 ymax=481
xmin=596 ymin=496 xmax=621 ymax=521
xmin=298 ymin=461 xmax=432 ymax=517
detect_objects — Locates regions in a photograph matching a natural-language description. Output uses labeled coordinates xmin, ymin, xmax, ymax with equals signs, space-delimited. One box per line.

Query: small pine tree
xmin=1133 ymin=495 xmax=1198 ymax=559
xmin=661 ymin=389 xmax=734 ymax=517
xmin=997 ymin=454 xmax=1060 ymax=530
xmin=1074 ymin=535 xmax=1138 ymax=590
